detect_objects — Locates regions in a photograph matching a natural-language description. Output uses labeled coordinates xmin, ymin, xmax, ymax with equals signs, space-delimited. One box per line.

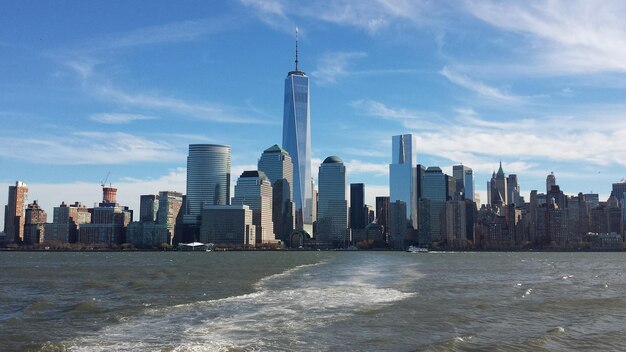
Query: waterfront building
xmin=282 ymin=30 xmax=313 ymax=234
xmin=200 ymin=205 xmax=255 ymax=246
xmin=231 ymin=171 xmax=274 ymax=244
xmin=184 ymin=144 xmax=231 ymax=225
xmin=156 ymin=191 xmax=183 ymax=243
xmin=376 ymin=196 xmax=390 ymax=241
xmin=452 ymin=165 xmax=472 ymax=200
xmin=317 ymin=156 xmax=348 ymax=245
xmin=139 ymin=195 xmax=159 ymax=222
xmin=422 ymin=167 xmax=447 ymax=242
xmin=258 ymin=144 xmax=295 ymax=243
xmin=443 ymin=200 xmax=467 ymax=247
xmin=350 ymin=183 xmax=367 ymax=230
xmin=23 ymin=200 xmax=46 ymax=244
xmin=78 ymin=186 xmax=132 ymax=245
xmin=44 ymin=202 xmax=91 ymax=243
xmin=389 ymin=134 xmax=417 ymax=228
xmin=4 ymin=181 xmax=28 ymax=242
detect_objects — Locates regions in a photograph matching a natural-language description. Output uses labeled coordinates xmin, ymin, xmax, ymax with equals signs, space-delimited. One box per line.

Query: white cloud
xmin=440 ymin=66 xmax=526 ymax=103
xmin=345 ymin=159 xmax=389 ymax=177
xmin=0 ymin=131 xmax=184 ymax=165
xmin=312 ymin=52 xmax=367 ymax=84
xmin=89 ymin=113 xmax=157 ymax=124
xmin=465 ymin=1 xmax=626 ymax=75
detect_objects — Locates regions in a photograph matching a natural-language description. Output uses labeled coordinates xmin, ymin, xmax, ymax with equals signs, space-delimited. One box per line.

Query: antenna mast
xmin=295 ymin=26 xmax=299 ymax=71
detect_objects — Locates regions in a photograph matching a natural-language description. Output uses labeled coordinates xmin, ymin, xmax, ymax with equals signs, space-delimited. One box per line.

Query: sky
xmin=3 ymin=0 xmax=626 ymax=225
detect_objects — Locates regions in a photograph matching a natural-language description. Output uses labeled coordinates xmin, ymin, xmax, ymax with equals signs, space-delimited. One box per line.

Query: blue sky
xmin=2 ymin=0 xmax=626 ymax=223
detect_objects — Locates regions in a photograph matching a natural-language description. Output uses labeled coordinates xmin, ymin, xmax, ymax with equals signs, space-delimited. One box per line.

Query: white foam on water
xmin=66 ymin=255 xmax=418 ymax=351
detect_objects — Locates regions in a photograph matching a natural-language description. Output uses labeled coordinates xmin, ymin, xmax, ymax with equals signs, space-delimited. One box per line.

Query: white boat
xmin=407 ymin=245 xmax=429 ymax=253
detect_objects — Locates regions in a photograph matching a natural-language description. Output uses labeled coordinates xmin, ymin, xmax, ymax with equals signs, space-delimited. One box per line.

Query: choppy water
xmin=2 ymin=251 xmax=626 ymax=351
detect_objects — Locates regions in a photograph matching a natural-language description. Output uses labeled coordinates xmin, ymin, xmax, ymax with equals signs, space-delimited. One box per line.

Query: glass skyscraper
xmin=184 ymin=144 xmax=231 ymax=225
xmin=317 ymin=156 xmax=347 ymax=244
xmin=389 ymin=134 xmax=416 ymax=228
xmin=282 ymin=34 xmax=312 ymax=233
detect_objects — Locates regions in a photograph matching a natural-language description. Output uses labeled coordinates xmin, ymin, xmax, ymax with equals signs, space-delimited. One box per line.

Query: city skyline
xmin=3 ymin=1 xmax=626 ymax=224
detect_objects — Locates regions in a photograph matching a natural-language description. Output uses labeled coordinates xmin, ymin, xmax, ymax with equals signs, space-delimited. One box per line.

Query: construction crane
xmin=101 ymin=172 xmax=110 ymax=188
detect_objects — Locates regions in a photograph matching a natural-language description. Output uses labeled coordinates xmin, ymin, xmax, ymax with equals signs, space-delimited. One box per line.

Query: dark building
xmin=375 ymin=196 xmax=390 ymax=241
xmin=350 ymin=183 xmax=367 ymax=229
xmin=139 ymin=194 xmax=159 ymax=222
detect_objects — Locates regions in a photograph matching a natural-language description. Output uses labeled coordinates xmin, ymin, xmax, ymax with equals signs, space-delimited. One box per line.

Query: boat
xmin=407 ymin=245 xmax=429 ymax=253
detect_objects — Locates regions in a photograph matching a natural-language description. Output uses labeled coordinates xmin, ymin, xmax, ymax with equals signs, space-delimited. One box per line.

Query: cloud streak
xmin=89 ymin=113 xmax=157 ymax=124
xmin=440 ymin=66 xmax=526 ymax=102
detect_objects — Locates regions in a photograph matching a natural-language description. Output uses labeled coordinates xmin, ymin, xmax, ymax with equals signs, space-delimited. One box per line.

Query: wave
xmin=63 ymin=254 xmax=418 ymax=351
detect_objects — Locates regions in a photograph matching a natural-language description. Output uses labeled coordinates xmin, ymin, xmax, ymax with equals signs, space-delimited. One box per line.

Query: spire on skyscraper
xmin=295 ymin=26 xmax=299 ymax=72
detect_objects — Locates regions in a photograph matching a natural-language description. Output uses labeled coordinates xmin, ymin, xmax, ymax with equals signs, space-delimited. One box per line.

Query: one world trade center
xmin=282 ymin=28 xmax=313 ymax=234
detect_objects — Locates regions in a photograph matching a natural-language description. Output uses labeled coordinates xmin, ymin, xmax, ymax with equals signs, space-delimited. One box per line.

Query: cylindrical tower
xmin=185 ymin=144 xmax=231 ymax=223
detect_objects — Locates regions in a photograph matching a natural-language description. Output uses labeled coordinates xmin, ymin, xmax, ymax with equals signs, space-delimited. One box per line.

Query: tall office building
xmin=282 ymin=29 xmax=312 ymax=234
xmin=4 ymin=181 xmax=28 ymax=242
xmin=317 ymin=156 xmax=348 ymax=244
xmin=350 ymin=183 xmax=367 ymax=229
xmin=422 ymin=167 xmax=447 ymax=242
xmin=258 ymin=144 xmax=295 ymax=242
xmin=452 ymin=165 xmax=472 ymax=200
xmin=231 ymin=171 xmax=274 ymax=244
xmin=488 ymin=162 xmax=508 ymax=206
xmin=139 ymin=195 xmax=159 ymax=222
xmin=507 ymin=174 xmax=521 ymax=207
xmin=546 ymin=172 xmax=556 ymax=194
xmin=390 ymin=134 xmax=417 ymax=228
xmin=184 ymin=144 xmax=231 ymax=224
xmin=464 ymin=169 xmax=475 ymax=202
xmin=376 ymin=196 xmax=391 ymax=241
xmin=610 ymin=181 xmax=626 ymax=207
xmin=157 ymin=191 xmax=183 ymax=243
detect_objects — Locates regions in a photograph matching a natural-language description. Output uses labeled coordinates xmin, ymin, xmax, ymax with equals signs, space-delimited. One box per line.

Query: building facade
xmin=389 ymin=134 xmax=417 ymax=228
xmin=184 ymin=144 xmax=231 ymax=225
xmin=231 ymin=171 xmax=274 ymax=244
xmin=4 ymin=181 xmax=28 ymax=242
xmin=317 ymin=156 xmax=348 ymax=245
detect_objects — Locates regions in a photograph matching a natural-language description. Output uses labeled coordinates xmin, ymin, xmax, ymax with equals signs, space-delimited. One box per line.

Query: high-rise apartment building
xmin=139 ymin=195 xmax=159 ymax=222
xmin=390 ymin=134 xmax=416 ymax=228
xmin=231 ymin=171 xmax=274 ymax=244
xmin=4 ymin=181 xmax=28 ymax=242
xmin=282 ymin=31 xmax=312 ymax=234
xmin=184 ymin=144 xmax=231 ymax=225
xmin=258 ymin=144 xmax=295 ymax=243
xmin=44 ymin=201 xmax=91 ymax=243
xmin=24 ymin=200 xmax=46 ymax=244
xmin=317 ymin=156 xmax=348 ymax=244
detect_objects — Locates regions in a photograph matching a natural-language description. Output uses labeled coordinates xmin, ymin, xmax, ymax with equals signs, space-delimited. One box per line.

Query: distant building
xmin=350 ymin=183 xmax=367 ymax=229
xmin=488 ymin=162 xmax=508 ymax=207
xmin=452 ymin=165 xmax=472 ymax=200
xmin=546 ymin=172 xmax=557 ymax=194
xmin=4 ymin=181 xmax=28 ymax=242
xmin=157 ymin=191 xmax=183 ymax=243
xmin=390 ymin=134 xmax=417 ymax=228
xmin=184 ymin=144 xmax=231 ymax=225
xmin=317 ymin=156 xmax=348 ymax=245
xmin=200 ymin=205 xmax=255 ymax=246
xmin=23 ymin=200 xmax=46 ymax=244
xmin=422 ymin=166 xmax=447 ymax=242
xmin=258 ymin=144 xmax=295 ymax=243
xmin=507 ymin=174 xmax=521 ymax=207
xmin=78 ymin=187 xmax=132 ymax=245
xmin=139 ymin=195 xmax=159 ymax=222
xmin=231 ymin=170 xmax=274 ymax=244
xmin=376 ymin=196 xmax=390 ymax=241
xmin=390 ymin=200 xmax=408 ymax=249
xmin=282 ymin=34 xmax=313 ymax=233
xmin=44 ymin=202 xmax=91 ymax=243
xmin=610 ymin=181 xmax=626 ymax=207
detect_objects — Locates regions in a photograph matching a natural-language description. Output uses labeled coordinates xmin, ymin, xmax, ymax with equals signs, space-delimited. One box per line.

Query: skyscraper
xmin=464 ymin=169 xmax=475 ymax=202
xmin=317 ymin=156 xmax=348 ymax=245
xmin=231 ymin=170 xmax=274 ymax=244
xmin=282 ymin=29 xmax=312 ymax=234
xmin=507 ymin=174 xmax=521 ymax=207
xmin=489 ymin=162 xmax=508 ymax=206
xmin=184 ymin=144 xmax=231 ymax=225
xmin=422 ymin=167 xmax=447 ymax=242
xmin=376 ymin=196 xmax=391 ymax=241
xmin=452 ymin=165 xmax=472 ymax=200
xmin=258 ymin=144 xmax=295 ymax=243
xmin=390 ymin=134 xmax=416 ymax=227
xmin=139 ymin=194 xmax=159 ymax=222
xmin=4 ymin=181 xmax=28 ymax=242
xmin=546 ymin=172 xmax=556 ymax=194
xmin=350 ymin=183 xmax=366 ymax=229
